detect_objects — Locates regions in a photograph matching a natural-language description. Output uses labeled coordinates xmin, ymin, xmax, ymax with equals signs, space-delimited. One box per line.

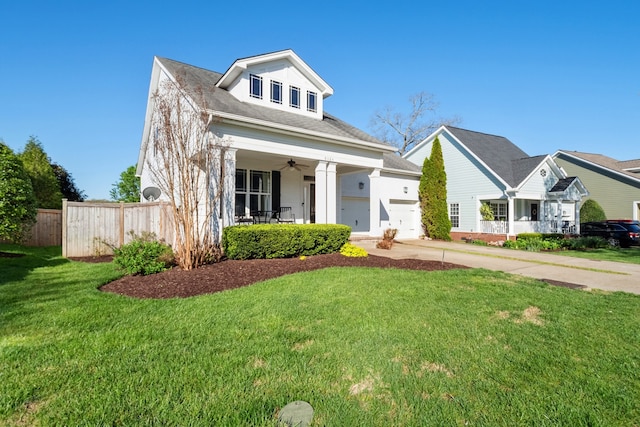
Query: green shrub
xmin=505 ymin=236 xmax=564 ymax=251
xmin=340 ymin=243 xmax=368 ymax=257
xmin=580 ymin=199 xmax=606 ymax=223
xmin=565 ymin=236 xmax=609 ymax=250
xmin=222 ymin=224 xmax=351 ymax=260
xmin=113 ymin=233 xmax=174 ymax=276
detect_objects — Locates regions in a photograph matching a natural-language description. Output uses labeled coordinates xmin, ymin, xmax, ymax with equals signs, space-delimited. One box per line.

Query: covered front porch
xmin=479 ymin=196 xmax=582 ymax=237
xmin=217 ymin=149 xmax=383 ymax=235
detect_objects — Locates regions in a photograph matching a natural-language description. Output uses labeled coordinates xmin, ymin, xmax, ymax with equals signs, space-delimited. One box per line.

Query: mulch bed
xmin=99 ymin=253 xmax=466 ymax=299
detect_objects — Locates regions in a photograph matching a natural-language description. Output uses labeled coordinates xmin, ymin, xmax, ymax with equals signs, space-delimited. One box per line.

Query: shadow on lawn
xmin=0 ymin=245 xmax=69 ymax=285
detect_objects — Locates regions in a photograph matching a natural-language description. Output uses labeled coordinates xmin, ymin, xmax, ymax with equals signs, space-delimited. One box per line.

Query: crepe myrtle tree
xmin=0 ymin=142 xmax=37 ymax=242
xmin=145 ymin=75 xmax=229 ymax=270
xmin=369 ymin=91 xmax=461 ymax=155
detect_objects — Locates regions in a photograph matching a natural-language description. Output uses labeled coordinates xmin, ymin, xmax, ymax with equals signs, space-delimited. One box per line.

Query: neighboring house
xmin=553 ymin=150 xmax=640 ymax=220
xmin=404 ymin=126 xmax=588 ymax=241
xmin=136 ymin=50 xmax=422 ymax=240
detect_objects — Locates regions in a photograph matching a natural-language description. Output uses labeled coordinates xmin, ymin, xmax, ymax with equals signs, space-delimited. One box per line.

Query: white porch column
xmin=222 ymin=148 xmax=236 ymax=228
xmin=574 ymin=200 xmax=581 ymax=234
xmin=557 ymin=200 xmax=563 ymax=233
xmin=326 ymin=162 xmax=337 ymax=223
xmin=315 ymin=161 xmax=327 ymax=224
xmin=507 ymin=197 xmax=515 ymax=238
xmin=369 ymin=168 xmax=381 ymax=237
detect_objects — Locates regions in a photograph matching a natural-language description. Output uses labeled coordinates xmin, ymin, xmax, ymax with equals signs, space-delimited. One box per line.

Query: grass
xmin=1 ymin=245 xmax=639 ymax=426
xmin=555 ymin=246 xmax=640 ymax=264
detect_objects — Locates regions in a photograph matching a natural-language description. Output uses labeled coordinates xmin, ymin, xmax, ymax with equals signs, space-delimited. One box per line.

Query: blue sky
xmin=1 ymin=0 xmax=638 ymax=200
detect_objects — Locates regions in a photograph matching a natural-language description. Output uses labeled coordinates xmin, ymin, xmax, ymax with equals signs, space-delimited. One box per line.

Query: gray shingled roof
xmin=157 ymin=57 xmax=389 ymax=147
xmin=446 ymin=126 xmax=542 ymax=187
xmin=557 ymin=151 xmax=640 ymax=182
xmin=549 ymin=176 xmax=578 ymax=193
xmin=383 ymin=153 xmax=422 ymax=173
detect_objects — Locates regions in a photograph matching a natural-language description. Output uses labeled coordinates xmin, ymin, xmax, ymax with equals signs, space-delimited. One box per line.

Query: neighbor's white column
xmin=369 ymin=168 xmax=381 ymax=237
xmin=326 ymin=162 xmax=337 ymax=224
xmin=223 ymin=148 xmax=236 ymax=227
xmin=315 ymin=161 xmax=327 ymax=224
xmin=507 ymin=197 xmax=515 ymax=238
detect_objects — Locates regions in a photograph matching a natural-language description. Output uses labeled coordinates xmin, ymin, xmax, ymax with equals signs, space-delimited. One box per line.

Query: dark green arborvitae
xmin=419 ymin=136 xmax=451 ymax=241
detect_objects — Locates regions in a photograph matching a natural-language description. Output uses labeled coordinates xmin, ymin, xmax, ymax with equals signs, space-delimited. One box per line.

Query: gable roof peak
xmin=215 ymin=49 xmax=333 ymax=97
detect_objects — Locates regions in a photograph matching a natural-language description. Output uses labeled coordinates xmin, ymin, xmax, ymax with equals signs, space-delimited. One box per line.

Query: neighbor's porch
xmin=478 ymin=198 xmax=579 ymax=236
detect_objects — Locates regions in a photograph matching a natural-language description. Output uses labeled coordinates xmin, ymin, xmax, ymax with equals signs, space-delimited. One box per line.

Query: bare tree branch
xmin=370 ymin=91 xmax=461 ymax=155
xmin=145 ymin=74 xmax=228 ymax=270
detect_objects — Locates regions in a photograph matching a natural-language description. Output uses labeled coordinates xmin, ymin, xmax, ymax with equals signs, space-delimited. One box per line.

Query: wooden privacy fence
xmin=7 ymin=209 xmax=63 ymax=247
xmin=62 ymin=200 xmax=175 ymax=257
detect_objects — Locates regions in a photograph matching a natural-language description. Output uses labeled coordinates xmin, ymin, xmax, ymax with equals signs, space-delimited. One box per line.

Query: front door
xmin=304 ymin=183 xmax=316 ymax=223
xmin=531 ymin=203 xmax=538 ymax=221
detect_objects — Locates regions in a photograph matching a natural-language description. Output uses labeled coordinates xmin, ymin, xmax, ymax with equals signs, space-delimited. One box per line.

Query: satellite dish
xmin=142 ymin=186 xmax=161 ymax=201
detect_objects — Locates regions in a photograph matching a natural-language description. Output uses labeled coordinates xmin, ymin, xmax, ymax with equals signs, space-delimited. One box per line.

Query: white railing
xmin=480 ymin=221 xmax=508 ymax=234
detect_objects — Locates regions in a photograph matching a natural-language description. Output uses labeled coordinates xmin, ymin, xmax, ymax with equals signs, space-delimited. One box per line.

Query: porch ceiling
xmin=235 ymin=151 xmax=371 ymax=175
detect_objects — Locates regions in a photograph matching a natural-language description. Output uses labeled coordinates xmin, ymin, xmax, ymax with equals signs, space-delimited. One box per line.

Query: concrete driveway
xmin=357 ymin=239 xmax=640 ymax=295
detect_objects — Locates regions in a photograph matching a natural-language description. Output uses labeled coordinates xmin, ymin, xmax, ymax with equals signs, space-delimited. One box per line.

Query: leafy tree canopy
xmin=51 ymin=162 xmax=86 ymax=202
xmin=0 ymin=141 xmax=37 ymax=242
xmin=110 ymin=165 xmax=140 ymax=202
xmin=20 ymin=136 xmax=64 ymax=209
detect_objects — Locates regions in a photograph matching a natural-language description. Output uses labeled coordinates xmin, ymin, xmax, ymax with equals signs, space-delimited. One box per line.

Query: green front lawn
xmin=556 ymin=246 xmax=640 ymax=264
xmin=1 ymin=245 xmax=639 ymax=426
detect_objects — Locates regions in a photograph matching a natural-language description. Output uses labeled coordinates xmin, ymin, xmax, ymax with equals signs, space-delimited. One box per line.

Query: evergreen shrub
xmin=113 ymin=232 xmax=174 ymax=276
xmin=222 ymin=224 xmax=351 ymax=260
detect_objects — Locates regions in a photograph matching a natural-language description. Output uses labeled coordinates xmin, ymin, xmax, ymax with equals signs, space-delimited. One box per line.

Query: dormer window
xmin=270 ymin=80 xmax=282 ymax=104
xmin=250 ymin=74 xmax=262 ymax=99
xmin=307 ymin=91 xmax=317 ymax=113
xmin=290 ymin=86 xmax=300 ymax=108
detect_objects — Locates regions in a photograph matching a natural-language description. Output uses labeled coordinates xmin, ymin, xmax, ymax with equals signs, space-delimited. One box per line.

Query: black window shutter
xmin=272 ymin=171 xmax=281 ymax=212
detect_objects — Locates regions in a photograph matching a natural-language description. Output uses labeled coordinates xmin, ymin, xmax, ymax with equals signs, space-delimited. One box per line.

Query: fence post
xmin=119 ymin=202 xmax=125 ymax=246
xmin=62 ymin=199 xmax=68 ymax=257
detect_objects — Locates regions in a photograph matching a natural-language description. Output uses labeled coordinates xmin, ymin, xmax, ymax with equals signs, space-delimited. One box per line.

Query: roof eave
xmin=209 ymin=110 xmax=396 ymax=153
xmin=554 ymin=150 xmax=640 ymax=185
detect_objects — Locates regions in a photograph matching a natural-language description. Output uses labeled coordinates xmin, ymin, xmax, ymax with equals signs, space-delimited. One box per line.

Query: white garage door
xmin=389 ymin=201 xmax=418 ymax=239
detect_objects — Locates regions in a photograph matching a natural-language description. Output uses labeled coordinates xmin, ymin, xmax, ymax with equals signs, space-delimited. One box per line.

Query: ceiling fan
xmin=279 ymin=158 xmax=309 ymax=171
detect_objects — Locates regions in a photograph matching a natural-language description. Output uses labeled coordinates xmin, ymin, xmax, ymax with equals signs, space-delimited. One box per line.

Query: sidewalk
xmin=356 ymin=239 xmax=640 ymax=295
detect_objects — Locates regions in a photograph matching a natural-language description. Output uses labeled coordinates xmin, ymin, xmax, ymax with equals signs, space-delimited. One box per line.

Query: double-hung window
xmin=490 ymin=202 xmax=507 ymax=221
xmin=289 ymin=86 xmax=300 ymax=108
xmin=270 ymin=80 xmax=282 ymax=104
xmin=449 ymin=203 xmax=460 ymax=228
xmin=307 ymin=90 xmax=317 ymax=112
xmin=235 ymin=169 xmax=271 ymax=217
xmin=250 ymin=74 xmax=262 ymax=99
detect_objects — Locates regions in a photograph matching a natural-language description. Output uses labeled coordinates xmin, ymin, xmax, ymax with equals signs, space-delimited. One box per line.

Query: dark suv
xmin=580 ymin=220 xmax=640 ymax=248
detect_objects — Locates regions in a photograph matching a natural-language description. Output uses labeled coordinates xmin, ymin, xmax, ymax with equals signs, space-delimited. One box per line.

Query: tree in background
xmin=419 ymin=136 xmax=451 ymax=241
xmin=0 ymin=142 xmax=37 ymax=242
xmin=19 ymin=137 xmax=64 ymax=209
xmin=580 ymin=199 xmax=607 ymax=223
xmin=110 ymin=165 xmax=140 ymax=202
xmin=51 ymin=162 xmax=86 ymax=202
xmin=370 ymin=91 xmax=461 ymax=154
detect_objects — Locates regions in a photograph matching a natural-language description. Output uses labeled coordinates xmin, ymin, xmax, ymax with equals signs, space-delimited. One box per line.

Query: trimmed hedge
xmin=516 ymin=233 xmax=565 ymax=241
xmin=222 ymin=224 xmax=351 ymax=260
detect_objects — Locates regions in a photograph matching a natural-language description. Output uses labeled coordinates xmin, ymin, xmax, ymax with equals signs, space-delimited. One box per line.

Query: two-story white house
xmin=137 ymin=50 xmax=422 ymax=240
